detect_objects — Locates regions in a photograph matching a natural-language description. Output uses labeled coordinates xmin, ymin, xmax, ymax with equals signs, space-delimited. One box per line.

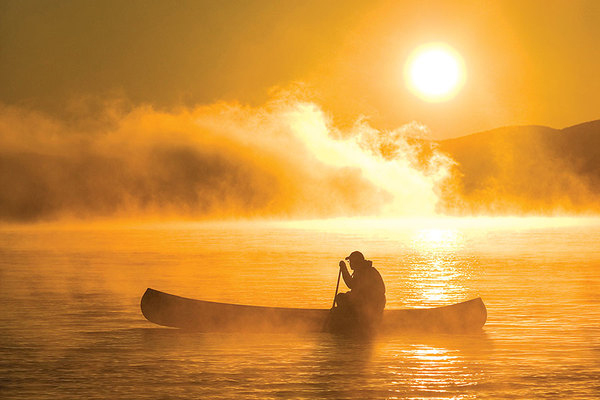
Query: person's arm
xmin=339 ymin=260 xmax=353 ymax=289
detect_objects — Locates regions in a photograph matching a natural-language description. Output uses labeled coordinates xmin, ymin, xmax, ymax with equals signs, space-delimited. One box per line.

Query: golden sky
xmin=1 ymin=0 xmax=599 ymax=138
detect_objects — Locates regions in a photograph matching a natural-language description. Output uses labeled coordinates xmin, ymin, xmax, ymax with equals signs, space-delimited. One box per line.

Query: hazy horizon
xmin=1 ymin=96 xmax=599 ymax=222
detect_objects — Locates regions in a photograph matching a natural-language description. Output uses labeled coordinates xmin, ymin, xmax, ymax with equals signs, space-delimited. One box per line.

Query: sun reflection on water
xmin=383 ymin=342 xmax=481 ymax=399
xmin=402 ymin=228 xmax=472 ymax=307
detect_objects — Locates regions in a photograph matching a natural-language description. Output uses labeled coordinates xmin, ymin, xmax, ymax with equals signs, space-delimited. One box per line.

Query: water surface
xmin=1 ymin=218 xmax=599 ymax=399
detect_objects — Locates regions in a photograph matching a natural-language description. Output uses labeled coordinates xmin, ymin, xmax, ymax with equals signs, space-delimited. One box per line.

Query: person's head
xmin=345 ymin=251 xmax=366 ymax=271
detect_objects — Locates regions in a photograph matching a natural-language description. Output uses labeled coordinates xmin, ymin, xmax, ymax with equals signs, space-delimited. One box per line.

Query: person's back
xmin=350 ymin=260 xmax=386 ymax=315
xmin=330 ymin=251 xmax=386 ymax=334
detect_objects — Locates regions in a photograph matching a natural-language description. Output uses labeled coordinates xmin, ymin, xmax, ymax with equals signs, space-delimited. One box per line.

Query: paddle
xmin=331 ymin=265 xmax=342 ymax=309
xmin=323 ymin=263 xmax=342 ymax=332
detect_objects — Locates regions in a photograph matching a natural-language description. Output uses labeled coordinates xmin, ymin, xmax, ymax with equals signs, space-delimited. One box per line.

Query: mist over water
xmin=0 ymin=97 xmax=455 ymax=221
xmin=3 ymin=95 xmax=599 ymax=222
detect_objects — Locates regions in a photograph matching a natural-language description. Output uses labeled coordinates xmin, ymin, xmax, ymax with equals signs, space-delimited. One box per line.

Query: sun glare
xmin=405 ymin=43 xmax=465 ymax=102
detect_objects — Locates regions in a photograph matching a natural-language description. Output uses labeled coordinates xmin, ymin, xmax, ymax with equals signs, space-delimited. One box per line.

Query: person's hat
xmin=345 ymin=251 xmax=365 ymax=262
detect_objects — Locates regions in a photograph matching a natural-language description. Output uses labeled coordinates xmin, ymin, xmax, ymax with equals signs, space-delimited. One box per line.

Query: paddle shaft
xmin=331 ymin=267 xmax=342 ymax=309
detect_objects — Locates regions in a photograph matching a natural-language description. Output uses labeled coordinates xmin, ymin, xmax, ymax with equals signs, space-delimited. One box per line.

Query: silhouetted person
xmin=330 ymin=251 xmax=386 ymax=334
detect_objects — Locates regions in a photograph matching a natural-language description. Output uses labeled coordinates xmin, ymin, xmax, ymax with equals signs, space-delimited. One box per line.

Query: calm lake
xmin=1 ymin=218 xmax=599 ymax=399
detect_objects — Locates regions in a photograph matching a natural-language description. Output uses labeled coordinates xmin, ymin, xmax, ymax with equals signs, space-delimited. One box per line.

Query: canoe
xmin=141 ymin=288 xmax=487 ymax=333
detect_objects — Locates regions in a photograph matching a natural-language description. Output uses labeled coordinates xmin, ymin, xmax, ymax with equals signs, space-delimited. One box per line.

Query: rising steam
xmin=0 ymin=98 xmax=454 ymax=222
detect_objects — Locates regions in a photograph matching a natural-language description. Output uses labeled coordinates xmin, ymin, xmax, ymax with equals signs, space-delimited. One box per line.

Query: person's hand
xmin=339 ymin=260 xmax=346 ymax=269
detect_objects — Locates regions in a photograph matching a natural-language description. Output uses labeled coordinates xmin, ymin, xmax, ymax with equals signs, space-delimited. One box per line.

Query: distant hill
xmin=437 ymin=120 xmax=600 ymax=214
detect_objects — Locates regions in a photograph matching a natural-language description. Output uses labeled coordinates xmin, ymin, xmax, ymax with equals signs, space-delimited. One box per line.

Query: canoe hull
xmin=141 ymin=288 xmax=328 ymax=333
xmin=140 ymin=288 xmax=486 ymax=333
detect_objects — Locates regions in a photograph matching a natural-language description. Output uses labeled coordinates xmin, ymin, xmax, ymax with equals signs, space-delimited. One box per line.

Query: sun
xmin=405 ymin=43 xmax=465 ymax=102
